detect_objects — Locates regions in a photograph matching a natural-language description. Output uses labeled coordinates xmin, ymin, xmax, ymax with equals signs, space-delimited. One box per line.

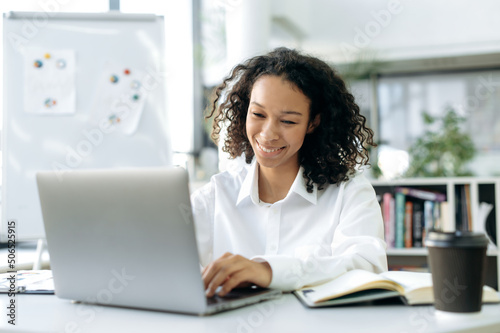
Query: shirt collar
xmin=236 ymin=161 xmax=318 ymax=206
xmin=236 ymin=160 xmax=259 ymax=206
xmin=291 ymin=166 xmax=317 ymax=205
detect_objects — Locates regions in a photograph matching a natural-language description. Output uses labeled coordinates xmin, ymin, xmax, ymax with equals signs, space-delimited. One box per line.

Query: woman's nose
xmin=260 ymin=120 xmax=279 ymax=141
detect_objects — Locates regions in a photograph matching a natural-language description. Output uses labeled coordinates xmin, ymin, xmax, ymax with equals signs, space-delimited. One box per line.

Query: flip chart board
xmin=2 ymin=12 xmax=172 ymax=241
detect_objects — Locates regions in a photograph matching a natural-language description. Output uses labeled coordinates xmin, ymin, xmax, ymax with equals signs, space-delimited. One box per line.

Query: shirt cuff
xmin=252 ymin=255 xmax=304 ymax=291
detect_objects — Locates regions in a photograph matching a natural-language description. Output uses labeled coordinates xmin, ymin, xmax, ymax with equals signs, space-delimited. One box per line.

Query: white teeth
xmin=258 ymin=142 xmax=282 ymax=153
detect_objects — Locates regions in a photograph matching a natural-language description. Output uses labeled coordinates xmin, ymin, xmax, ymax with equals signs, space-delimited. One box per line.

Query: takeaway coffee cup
xmin=426 ymin=231 xmax=489 ymax=313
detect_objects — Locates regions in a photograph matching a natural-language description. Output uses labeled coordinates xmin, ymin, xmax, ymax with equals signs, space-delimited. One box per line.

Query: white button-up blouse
xmin=191 ymin=161 xmax=388 ymax=291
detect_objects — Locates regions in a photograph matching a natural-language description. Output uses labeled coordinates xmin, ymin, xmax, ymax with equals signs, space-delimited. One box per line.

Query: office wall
xmin=270 ymin=0 xmax=500 ymax=63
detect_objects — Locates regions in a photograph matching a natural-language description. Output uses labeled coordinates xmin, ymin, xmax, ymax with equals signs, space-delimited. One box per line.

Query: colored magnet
xmin=34 ymin=60 xmax=43 ymax=68
xmin=109 ymin=114 xmax=121 ymax=124
xmin=110 ymin=75 xmax=119 ymax=83
xmin=131 ymin=94 xmax=140 ymax=101
xmin=44 ymin=98 xmax=57 ymax=108
xmin=56 ymin=59 xmax=66 ymax=69
xmin=44 ymin=53 xmax=51 ymax=59
xmin=124 ymin=69 xmax=131 ymax=75
xmin=130 ymin=80 xmax=141 ymax=90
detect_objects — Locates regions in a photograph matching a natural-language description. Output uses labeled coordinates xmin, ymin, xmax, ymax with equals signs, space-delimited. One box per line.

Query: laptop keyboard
xmin=206 ymin=287 xmax=271 ymax=305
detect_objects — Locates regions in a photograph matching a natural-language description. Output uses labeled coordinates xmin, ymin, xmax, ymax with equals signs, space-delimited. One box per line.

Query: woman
xmin=192 ymin=47 xmax=387 ymax=297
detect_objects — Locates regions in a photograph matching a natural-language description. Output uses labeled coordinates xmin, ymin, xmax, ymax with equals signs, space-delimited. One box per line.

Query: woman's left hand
xmin=202 ymin=252 xmax=272 ymax=297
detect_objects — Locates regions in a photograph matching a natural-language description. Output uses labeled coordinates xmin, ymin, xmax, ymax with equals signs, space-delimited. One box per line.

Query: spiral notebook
xmin=0 ymin=270 xmax=54 ymax=294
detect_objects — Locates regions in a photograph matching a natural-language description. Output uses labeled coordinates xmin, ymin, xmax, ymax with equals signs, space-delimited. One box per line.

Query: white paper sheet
xmin=89 ymin=63 xmax=148 ymax=135
xmin=23 ymin=49 xmax=76 ymax=115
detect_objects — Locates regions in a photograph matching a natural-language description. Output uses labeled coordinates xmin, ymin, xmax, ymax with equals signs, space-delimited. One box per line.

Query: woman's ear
xmin=307 ymin=114 xmax=321 ymax=134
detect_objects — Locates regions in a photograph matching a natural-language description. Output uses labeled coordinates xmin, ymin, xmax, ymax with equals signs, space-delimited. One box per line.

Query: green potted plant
xmin=405 ymin=107 xmax=477 ymax=177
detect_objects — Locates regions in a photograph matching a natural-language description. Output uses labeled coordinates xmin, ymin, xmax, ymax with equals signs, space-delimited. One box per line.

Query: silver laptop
xmin=36 ymin=167 xmax=281 ymax=315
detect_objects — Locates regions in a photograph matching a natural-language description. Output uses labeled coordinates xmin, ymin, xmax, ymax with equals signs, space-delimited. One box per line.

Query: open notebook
xmin=0 ymin=270 xmax=54 ymax=294
xmin=294 ymin=269 xmax=499 ymax=307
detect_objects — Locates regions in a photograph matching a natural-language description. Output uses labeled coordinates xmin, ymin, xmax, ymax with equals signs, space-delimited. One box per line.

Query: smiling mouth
xmin=257 ymin=141 xmax=285 ymax=153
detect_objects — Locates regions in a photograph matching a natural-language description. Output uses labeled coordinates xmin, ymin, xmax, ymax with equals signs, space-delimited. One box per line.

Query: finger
xmin=205 ymin=265 xmax=241 ymax=297
xmin=217 ymin=261 xmax=267 ymax=296
xmin=220 ymin=261 xmax=273 ymax=296
xmin=217 ymin=270 xmax=249 ymax=297
xmin=205 ymin=261 xmax=246 ymax=297
xmin=235 ymin=281 xmax=253 ymax=288
xmin=202 ymin=263 xmax=215 ymax=289
xmin=203 ymin=262 xmax=233 ymax=291
xmin=202 ymin=252 xmax=235 ymax=288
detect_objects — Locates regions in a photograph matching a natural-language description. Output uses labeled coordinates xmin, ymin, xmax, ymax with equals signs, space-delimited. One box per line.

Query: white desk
xmin=0 ymin=242 xmax=50 ymax=273
xmin=1 ymin=293 xmax=500 ymax=333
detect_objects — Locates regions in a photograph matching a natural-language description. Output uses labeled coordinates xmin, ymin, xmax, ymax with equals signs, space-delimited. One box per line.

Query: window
xmin=377 ymin=69 xmax=500 ymax=177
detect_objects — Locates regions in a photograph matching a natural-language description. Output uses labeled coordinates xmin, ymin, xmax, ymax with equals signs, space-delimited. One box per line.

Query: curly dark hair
xmin=206 ymin=47 xmax=375 ymax=192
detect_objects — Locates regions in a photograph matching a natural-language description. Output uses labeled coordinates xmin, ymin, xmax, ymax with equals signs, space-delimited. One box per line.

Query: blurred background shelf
xmin=386 ymin=247 xmax=498 ymax=256
xmin=372 ymin=177 xmax=500 ymax=290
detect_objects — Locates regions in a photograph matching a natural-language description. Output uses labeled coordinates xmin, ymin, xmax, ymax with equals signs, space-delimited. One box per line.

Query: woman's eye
xmin=253 ymin=112 xmax=265 ymax=118
xmin=282 ymin=120 xmax=296 ymax=125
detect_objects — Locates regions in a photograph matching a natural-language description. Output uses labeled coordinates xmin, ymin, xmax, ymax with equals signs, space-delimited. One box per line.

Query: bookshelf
xmin=371 ymin=177 xmax=500 ymax=290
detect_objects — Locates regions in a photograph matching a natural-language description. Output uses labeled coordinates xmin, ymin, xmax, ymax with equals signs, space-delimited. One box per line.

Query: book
xmin=412 ymin=201 xmax=424 ymax=247
xmin=294 ymin=269 xmax=500 ymax=308
xmin=433 ymin=201 xmax=442 ymax=230
xmin=404 ymin=201 xmax=413 ymax=248
xmin=0 ymin=270 xmax=54 ymax=294
xmin=394 ymin=192 xmax=406 ymax=248
xmin=455 ymin=184 xmax=470 ymax=231
xmin=395 ymin=187 xmax=446 ymax=202
xmin=389 ymin=265 xmax=429 ymax=273
xmin=440 ymin=202 xmax=453 ymax=232
xmin=382 ymin=193 xmax=395 ymax=248
xmin=464 ymin=184 xmax=472 ymax=230
xmin=422 ymin=200 xmax=434 ymax=245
